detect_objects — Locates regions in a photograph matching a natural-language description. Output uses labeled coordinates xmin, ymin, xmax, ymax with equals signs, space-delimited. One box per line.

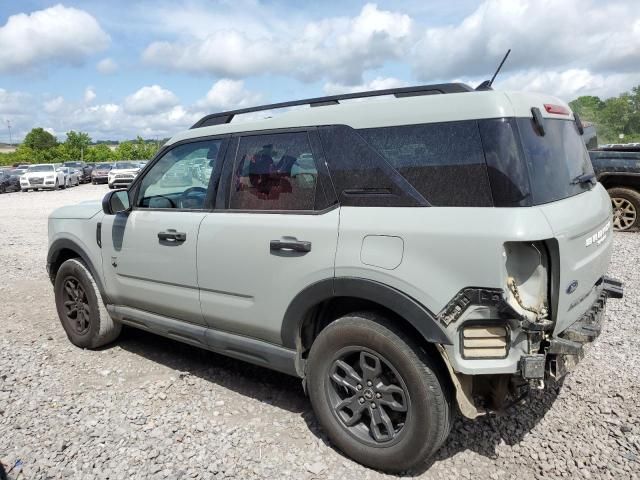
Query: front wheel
xmin=306 ymin=312 xmax=452 ymax=473
xmin=54 ymin=258 xmax=122 ymax=348
xmin=609 ymin=187 xmax=640 ymax=231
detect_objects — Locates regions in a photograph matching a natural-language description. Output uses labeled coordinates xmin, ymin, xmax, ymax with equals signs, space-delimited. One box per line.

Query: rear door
xmin=197 ymin=130 xmax=339 ymax=345
xmin=100 ymin=138 xmax=227 ymax=325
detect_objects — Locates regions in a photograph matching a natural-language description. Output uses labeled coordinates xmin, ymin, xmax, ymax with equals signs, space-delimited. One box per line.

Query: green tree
xmin=63 ymin=130 xmax=92 ymax=160
xmin=85 ymin=143 xmax=114 ymax=162
xmin=23 ymin=128 xmax=57 ymax=151
xmin=114 ymin=136 xmax=159 ymax=160
xmin=569 ymin=95 xmax=604 ymax=123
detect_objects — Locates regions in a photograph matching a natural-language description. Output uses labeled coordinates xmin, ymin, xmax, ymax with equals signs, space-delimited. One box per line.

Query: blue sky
xmin=1 ymin=0 xmax=639 ymax=141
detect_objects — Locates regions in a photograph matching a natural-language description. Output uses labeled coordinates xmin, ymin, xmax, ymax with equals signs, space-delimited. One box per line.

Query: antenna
xmin=476 ymin=49 xmax=511 ymax=91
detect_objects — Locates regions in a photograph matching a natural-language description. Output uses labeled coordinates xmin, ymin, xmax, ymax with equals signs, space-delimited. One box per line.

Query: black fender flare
xmin=47 ymin=238 xmax=109 ymax=303
xmin=280 ymin=277 xmax=451 ymax=348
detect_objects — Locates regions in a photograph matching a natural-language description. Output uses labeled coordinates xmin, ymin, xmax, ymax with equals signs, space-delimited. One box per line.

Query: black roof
xmin=191 ymin=83 xmax=474 ymax=129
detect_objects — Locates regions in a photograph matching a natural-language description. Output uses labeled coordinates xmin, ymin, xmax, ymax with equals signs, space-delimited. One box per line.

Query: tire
xmin=54 ymin=258 xmax=122 ymax=349
xmin=608 ymin=187 xmax=640 ymax=231
xmin=307 ymin=312 xmax=452 ymax=473
xmin=108 ymin=184 xmax=114 ymax=189
xmin=0 ymin=184 xmax=5 ymax=194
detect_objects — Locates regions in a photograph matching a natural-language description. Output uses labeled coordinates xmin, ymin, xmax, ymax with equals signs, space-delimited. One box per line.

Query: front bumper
xmin=526 ymin=276 xmax=623 ymax=381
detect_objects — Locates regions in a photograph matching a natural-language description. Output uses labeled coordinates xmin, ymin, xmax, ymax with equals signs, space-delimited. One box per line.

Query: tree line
xmin=0 ymin=128 xmax=162 ymax=166
xmin=569 ymin=85 xmax=640 ymax=144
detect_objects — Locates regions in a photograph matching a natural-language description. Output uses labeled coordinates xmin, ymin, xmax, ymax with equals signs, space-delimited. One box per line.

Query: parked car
xmin=583 ymin=126 xmax=640 ymax=231
xmin=47 ymin=83 xmax=623 ymax=473
xmin=107 ymin=161 xmax=141 ymax=189
xmin=58 ymin=167 xmax=80 ymax=187
xmin=20 ymin=164 xmax=66 ymax=191
xmin=0 ymin=169 xmax=21 ymax=193
xmin=63 ymin=161 xmax=93 ymax=183
xmin=91 ymin=163 xmax=114 ymax=184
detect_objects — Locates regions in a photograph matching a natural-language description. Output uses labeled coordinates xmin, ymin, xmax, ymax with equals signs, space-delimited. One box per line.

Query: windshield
xmin=64 ymin=162 xmax=82 ymax=167
xmin=28 ymin=165 xmax=54 ymax=172
xmin=115 ymin=162 xmax=138 ymax=169
xmin=517 ymin=118 xmax=594 ymax=205
xmin=95 ymin=163 xmax=113 ymax=169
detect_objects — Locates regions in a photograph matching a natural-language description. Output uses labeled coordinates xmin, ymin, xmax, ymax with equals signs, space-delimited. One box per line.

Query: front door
xmin=101 ymin=138 xmax=226 ymax=325
xmin=197 ymin=131 xmax=339 ymax=344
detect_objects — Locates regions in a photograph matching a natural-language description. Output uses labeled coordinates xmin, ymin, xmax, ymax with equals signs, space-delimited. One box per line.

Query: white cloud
xmin=323 ymin=76 xmax=408 ymax=95
xmin=0 ymin=5 xmax=110 ymax=74
xmin=123 ymin=85 xmax=180 ymax=115
xmin=0 ymin=89 xmax=32 ymax=115
xmin=43 ymin=96 xmax=65 ymax=114
xmin=498 ymin=69 xmax=640 ymax=101
xmin=411 ymin=0 xmax=640 ymax=81
xmin=84 ymin=87 xmax=96 ymax=104
xmin=97 ymin=57 xmax=118 ymax=74
xmin=143 ymin=3 xmax=412 ymax=84
xmin=196 ymin=79 xmax=262 ymax=110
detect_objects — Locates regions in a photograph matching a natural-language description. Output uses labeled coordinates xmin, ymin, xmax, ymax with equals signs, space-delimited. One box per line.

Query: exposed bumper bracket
xmin=602 ymin=276 xmax=623 ymax=299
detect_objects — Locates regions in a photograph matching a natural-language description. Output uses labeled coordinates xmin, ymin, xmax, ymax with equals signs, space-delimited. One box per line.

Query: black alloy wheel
xmin=61 ymin=276 xmax=91 ymax=336
xmin=326 ymin=347 xmax=410 ymax=446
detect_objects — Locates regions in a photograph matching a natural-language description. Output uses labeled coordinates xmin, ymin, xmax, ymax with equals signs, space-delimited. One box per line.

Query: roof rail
xmin=190 ymin=82 xmax=474 ymax=129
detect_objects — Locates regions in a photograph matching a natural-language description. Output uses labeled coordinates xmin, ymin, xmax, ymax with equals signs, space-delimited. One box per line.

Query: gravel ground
xmin=0 ymin=185 xmax=638 ymax=480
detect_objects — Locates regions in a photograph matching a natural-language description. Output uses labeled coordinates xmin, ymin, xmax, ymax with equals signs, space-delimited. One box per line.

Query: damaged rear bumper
xmin=525 ymin=276 xmax=623 ymax=381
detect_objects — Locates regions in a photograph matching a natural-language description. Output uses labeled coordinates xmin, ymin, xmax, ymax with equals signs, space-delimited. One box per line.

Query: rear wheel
xmin=54 ymin=258 xmax=121 ymax=348
xmin=609 ymin=187 xmax=640 ymax=231
xmin=307 ymin=312 xmax=452 ymax=473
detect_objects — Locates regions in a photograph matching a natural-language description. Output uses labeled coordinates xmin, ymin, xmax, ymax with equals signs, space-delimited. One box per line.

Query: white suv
xmin=21 ymin=164 xmax=66 ymax=191
xmin=107 ymin=161 xmax=141 ymax=189
xmin=47 ymin=83 xmax=622 ymax=472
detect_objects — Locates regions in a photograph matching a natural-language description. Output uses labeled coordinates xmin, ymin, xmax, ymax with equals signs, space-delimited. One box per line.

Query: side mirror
xmin=102 ymin=189 xmax=131 ymax=215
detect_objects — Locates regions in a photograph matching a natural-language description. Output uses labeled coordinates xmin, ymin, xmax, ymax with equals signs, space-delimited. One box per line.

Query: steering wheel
xmin=178 ymin=186 xmax=208 ymax=209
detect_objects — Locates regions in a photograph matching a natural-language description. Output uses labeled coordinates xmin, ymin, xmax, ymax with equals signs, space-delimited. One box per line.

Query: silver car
xmin=47 ymin=83 xmax=623 ymax=472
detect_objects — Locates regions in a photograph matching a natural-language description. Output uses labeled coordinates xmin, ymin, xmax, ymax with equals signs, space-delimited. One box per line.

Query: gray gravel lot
xmin=0 ymin=185 xmax=638 ymax=479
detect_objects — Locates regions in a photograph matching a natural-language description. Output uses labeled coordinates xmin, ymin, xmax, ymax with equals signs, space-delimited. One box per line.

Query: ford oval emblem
xmin=566 ymin=280 xmax=579 ymax=294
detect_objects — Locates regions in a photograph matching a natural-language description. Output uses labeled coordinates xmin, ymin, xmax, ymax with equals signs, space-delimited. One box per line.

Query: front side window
xmin=137 ymin=140 xmax=223 ymax=210
xmin=229 ymin=132 xmax=318 ymax=211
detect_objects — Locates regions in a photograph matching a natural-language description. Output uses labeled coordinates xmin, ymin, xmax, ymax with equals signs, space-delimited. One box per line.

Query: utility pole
xmin=6 ymin=120 xmax=12 ymax=146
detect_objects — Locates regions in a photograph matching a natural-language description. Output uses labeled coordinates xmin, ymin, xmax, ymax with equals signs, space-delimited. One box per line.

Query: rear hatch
xmin=512 ymin=113 xmax=613 ymax=334
xmin=538 ymin=187 xmax=612 ymax=334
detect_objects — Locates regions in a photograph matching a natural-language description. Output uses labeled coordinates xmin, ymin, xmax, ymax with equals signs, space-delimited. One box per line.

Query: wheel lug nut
xmin=359 ymin=397 xmax=364 ymax=404
xmin=357 ymin=384 xmax=362 ymax=390
xmin=371 ymin=403 xmax=377 ymax=408
xmin=376 ymin=392 xmax=381 ymax=399
xmin=367 ymin=381 xmax=372 ymax=387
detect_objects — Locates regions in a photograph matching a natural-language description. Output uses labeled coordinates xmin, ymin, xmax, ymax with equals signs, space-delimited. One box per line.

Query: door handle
xmin=270 ymin=238 xmax=312 ymax=253
xmin=158 ymin=229 xmax=187 ymax=243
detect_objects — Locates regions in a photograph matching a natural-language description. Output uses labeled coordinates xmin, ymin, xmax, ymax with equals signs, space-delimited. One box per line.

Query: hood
xmin=110 ymin=168 xmax=140 ymax=175
xmin=49 ymin=200 xmax=102 ymax=219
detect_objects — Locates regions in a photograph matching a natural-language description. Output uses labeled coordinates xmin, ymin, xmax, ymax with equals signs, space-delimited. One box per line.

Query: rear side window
xmin=229 ymin=132 xmax=318 ymax=211
xmin=358 ymin=122 xmax=493 ymax=207
xmin=479 ymin=118 xmax=531 ymax=207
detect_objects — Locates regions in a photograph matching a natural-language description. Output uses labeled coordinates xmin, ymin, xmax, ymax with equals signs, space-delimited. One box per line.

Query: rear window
xmin=516 ymin=118 xmax=594 ymax=205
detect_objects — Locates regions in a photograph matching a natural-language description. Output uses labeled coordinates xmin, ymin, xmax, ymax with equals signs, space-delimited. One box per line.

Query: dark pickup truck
xmin=584 ymin=126 xmax=640 ymax=231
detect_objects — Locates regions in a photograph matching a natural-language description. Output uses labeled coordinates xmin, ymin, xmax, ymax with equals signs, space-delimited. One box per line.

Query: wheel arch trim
xmin=280 ymin=277 xmax=452 ymax=349
xmin=47 ymin=238 xmax=109 ymax=303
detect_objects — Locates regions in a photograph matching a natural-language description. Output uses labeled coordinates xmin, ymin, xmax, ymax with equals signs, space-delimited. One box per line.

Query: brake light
xmin=543 ymin=104 xmax=570 ymax=115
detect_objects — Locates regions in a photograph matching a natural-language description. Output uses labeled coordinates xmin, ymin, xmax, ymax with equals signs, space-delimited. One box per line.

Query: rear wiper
xmin=571 ymin=173 xmax=596 ymax=185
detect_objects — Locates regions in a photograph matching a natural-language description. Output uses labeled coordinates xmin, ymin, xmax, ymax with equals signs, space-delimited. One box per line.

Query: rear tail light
xmin=461 ymin=325 xmax=508 ymax=359
xmin=543 ymin=104 xmax=570 ymax=115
